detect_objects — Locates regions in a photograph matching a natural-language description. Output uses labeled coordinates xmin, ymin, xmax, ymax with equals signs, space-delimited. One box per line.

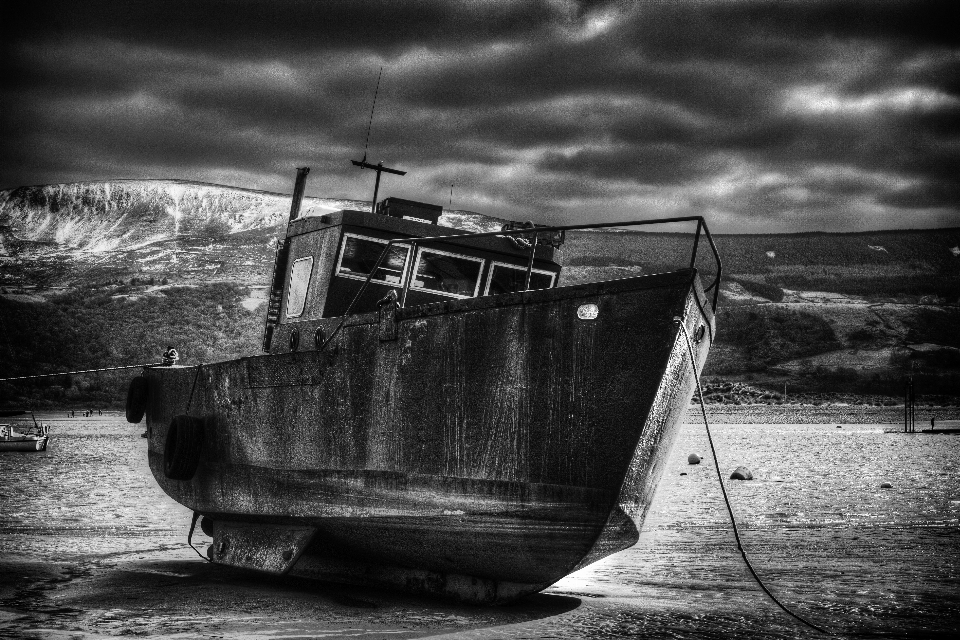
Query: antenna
xmin=351 ymin=65 xmax=405 ymax=213
xmin=361 ymin=66 xmax=383 ymax=163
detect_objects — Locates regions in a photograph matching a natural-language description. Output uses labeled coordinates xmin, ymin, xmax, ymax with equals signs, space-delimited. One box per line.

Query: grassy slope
xmin=0 ymin=284 xmax=262 ymax=408
xmin=2 ymin=227 xmax=959 ymax=408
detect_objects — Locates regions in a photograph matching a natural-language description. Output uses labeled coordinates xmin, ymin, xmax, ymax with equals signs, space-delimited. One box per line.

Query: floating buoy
xmin=688 ymin=453 xmax=701 ymax=465
xmin=880 ymin=482 xmax=893 ymax=489
xmin=836 ymin=425 xmax=842 ymax=428
xmin=730 ymin=466 xmax=753 ymax=481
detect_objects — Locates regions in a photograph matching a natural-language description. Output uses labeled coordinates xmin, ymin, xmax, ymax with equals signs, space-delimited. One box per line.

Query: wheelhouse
xmin=262 ymin=199 xmax=562 ymax=353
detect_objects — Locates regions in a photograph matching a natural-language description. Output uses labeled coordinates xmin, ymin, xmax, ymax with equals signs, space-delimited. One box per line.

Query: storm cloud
xmin=2 ymin=0 xmax=958 ymax=231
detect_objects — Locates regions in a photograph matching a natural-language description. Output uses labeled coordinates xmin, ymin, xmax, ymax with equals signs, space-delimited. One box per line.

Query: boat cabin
xmin=262 ymin=197 xmax=563 ymax=353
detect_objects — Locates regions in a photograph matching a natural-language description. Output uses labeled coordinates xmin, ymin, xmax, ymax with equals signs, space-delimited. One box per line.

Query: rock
xmin=680 ymin=472 xmax=687 ymax=476
xmin=880 ymin=482 xmax=893 ymax=489
xmin=687 ymin=453 xmax=701 ymax=465
xmin=730 ymin=466 xmax=753 ymax=481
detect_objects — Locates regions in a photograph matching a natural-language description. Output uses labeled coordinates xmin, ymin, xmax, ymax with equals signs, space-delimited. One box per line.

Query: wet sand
xmin=2 ymin=412 xmax=959 ymax=639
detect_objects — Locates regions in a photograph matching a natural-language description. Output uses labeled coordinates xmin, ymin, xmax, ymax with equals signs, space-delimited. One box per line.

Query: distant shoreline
xmin=688 ymin=403 xmax=960 ymax=424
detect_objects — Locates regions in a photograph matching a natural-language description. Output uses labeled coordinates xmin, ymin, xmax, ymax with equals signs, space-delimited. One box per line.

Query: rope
xmin=0 ymin=362 xmax=165 ymax=382
xmin=675 ymin=318 xmax=832 ymax=636
xmin=318 ymin=243 xmax=393 ymax=353
xmin=184 ymin=364 xmax=203 ymax=415
xmin=187 ymin=511 xmax=212 ymax=563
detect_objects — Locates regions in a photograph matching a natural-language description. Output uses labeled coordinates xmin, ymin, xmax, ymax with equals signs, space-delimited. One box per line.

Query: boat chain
xmin=676 ymin=319 xmax=832 ymax=636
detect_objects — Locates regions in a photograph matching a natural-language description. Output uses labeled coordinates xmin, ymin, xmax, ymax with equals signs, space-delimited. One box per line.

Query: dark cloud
xmin=1 ymin=0 xmax=958 ymax=232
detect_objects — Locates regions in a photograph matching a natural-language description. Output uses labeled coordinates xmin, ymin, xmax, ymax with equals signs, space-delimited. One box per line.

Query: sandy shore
xmin=0 ymin=549 xmax=587 ymax=639
xmin=4 ymin=410 xmax=959 ymax=639
xmin=0 ymin=545 xmax=838 ymax=640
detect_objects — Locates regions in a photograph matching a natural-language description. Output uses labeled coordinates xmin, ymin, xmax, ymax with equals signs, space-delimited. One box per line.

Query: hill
xmin=1 ymin=180 xmax=958 ymax=409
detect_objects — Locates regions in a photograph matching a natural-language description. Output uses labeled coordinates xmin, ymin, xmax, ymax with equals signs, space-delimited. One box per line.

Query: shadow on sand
xmin=1 ymin=556 xmax=582 ymax=638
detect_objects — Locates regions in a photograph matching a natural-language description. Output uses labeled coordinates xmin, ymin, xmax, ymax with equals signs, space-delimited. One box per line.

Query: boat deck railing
xmin=320 ymin=216 xmax=721 ymax=352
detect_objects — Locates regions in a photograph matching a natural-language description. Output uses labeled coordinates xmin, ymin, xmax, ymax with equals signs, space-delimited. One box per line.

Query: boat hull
xmin=143 ymin=269 xmax=713 ymax=602
xmin=0 ymin=436 xmax=48 ymax=452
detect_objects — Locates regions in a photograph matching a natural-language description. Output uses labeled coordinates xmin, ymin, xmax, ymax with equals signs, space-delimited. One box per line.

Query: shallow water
xmin=1 ymin=414 xmax=959 ymax=637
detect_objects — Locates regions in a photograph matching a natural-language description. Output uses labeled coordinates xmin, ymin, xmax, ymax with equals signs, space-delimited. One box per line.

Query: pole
xmin=524 ymin=232 xmax=539 ymax=291
xmin=351 ymin=159 xmax=406 ymax=213
xmin=288 ymin=167 xmax=310 ymax=221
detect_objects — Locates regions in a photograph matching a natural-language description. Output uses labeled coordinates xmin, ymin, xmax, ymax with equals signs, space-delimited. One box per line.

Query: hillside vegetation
xmin=0 ymin=284 xmax=262 ymax=408
xmin=1 ymin=180 xmax=958 ymax=408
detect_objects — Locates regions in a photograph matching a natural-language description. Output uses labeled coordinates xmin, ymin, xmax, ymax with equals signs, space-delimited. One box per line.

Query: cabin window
xmin=411 ymin=248 xmax=484 ymax=298
xmin=286 ymin=256 xmax=314 ymax=318
xmin=336 ymin=234 xmax=411 ymax=285
xmin=484 ymin=262 xmax=556 ymax=295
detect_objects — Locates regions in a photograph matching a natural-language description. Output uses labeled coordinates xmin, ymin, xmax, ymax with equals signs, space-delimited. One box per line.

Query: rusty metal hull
xmin=144 ymin=269 xmax=713 ymax=602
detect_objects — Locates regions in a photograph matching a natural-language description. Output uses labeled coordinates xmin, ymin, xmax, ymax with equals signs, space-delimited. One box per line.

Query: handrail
xmin=319 ymin=216 xmax=722 ymax=352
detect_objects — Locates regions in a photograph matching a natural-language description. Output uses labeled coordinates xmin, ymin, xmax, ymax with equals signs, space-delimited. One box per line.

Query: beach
xmin=2 ymin=409 xmax=959 ymax=639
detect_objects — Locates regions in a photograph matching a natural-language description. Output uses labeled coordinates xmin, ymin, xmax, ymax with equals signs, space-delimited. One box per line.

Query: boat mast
xmin=351 ymin=159 xmax=406 ymax=213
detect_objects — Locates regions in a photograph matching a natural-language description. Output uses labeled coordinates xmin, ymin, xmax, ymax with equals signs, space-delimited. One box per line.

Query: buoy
xmin=688 ymin=453 xmax=701 ymax=465
xmin=836 ymin=425 xmax=842 ymax=428
xmin=880 ymin=482 xmax=893 ymax=489
xmin=730 ymin=466 xmax=753 ymax=481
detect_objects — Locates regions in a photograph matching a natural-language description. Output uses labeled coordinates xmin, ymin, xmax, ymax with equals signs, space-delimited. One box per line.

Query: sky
xmin=2 ymin=0 xmax=959 ymax=233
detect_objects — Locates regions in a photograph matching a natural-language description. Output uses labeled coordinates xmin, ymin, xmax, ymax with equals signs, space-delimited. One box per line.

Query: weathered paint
xmin=144 ymin=268 xmax=713 ymax=602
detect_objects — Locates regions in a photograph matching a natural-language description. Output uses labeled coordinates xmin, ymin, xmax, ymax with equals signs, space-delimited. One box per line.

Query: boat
xmin=0 ymin=410 xmax=49 ymax=452
xmin=126 ymin=167 xmax=721 ymax=603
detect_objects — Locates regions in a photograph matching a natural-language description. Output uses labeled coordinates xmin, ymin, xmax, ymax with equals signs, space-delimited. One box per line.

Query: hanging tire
xmin=164 ymin=415 xmax=204 ymax=480
xmin=125 ymin=376 xmax=149 ymax=423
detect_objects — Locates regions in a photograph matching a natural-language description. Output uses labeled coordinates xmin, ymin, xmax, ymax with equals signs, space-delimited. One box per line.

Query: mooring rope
xmin=0 ymin=362 xmax=165 ymax=382
xmin=676 ymin=318 xmax=832 ymax=636
xmin=184 ymin=363 xmax=203 ymax=415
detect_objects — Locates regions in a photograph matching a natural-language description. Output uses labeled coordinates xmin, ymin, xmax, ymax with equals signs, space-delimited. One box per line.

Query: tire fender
xmin=164 ymin=415 xmax=204 ymax=480
xmin=125 ymin=376 xmax=149 ymax=423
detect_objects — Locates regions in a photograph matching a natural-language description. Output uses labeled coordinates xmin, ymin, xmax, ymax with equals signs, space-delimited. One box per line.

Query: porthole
xmin=289 ymin=329 xmax=300 ymax=352
xmin=577 ymin=304 xmax=599 ymax=320
xmin=314 ymin=326 xmax=325 ymax=350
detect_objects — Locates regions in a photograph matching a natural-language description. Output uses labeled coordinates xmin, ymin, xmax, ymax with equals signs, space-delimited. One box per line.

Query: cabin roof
xmin=287 ymin=209 xmax=558 ymax=263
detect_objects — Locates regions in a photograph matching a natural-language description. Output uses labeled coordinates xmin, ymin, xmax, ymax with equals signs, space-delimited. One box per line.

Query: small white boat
xmin=0 ymin=411 xmax=49 ymax=452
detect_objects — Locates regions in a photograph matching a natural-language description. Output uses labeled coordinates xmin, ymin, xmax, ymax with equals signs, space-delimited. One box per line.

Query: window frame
xmin=482 ymin=261 xmax=556 ymax=296
xmin=285 ymin=256 xmax=314 ymax=318
xmin=410 ymin=246 xmax=486 ymax=299
xmin=334 ymin=232 xmax=412 ymax=287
